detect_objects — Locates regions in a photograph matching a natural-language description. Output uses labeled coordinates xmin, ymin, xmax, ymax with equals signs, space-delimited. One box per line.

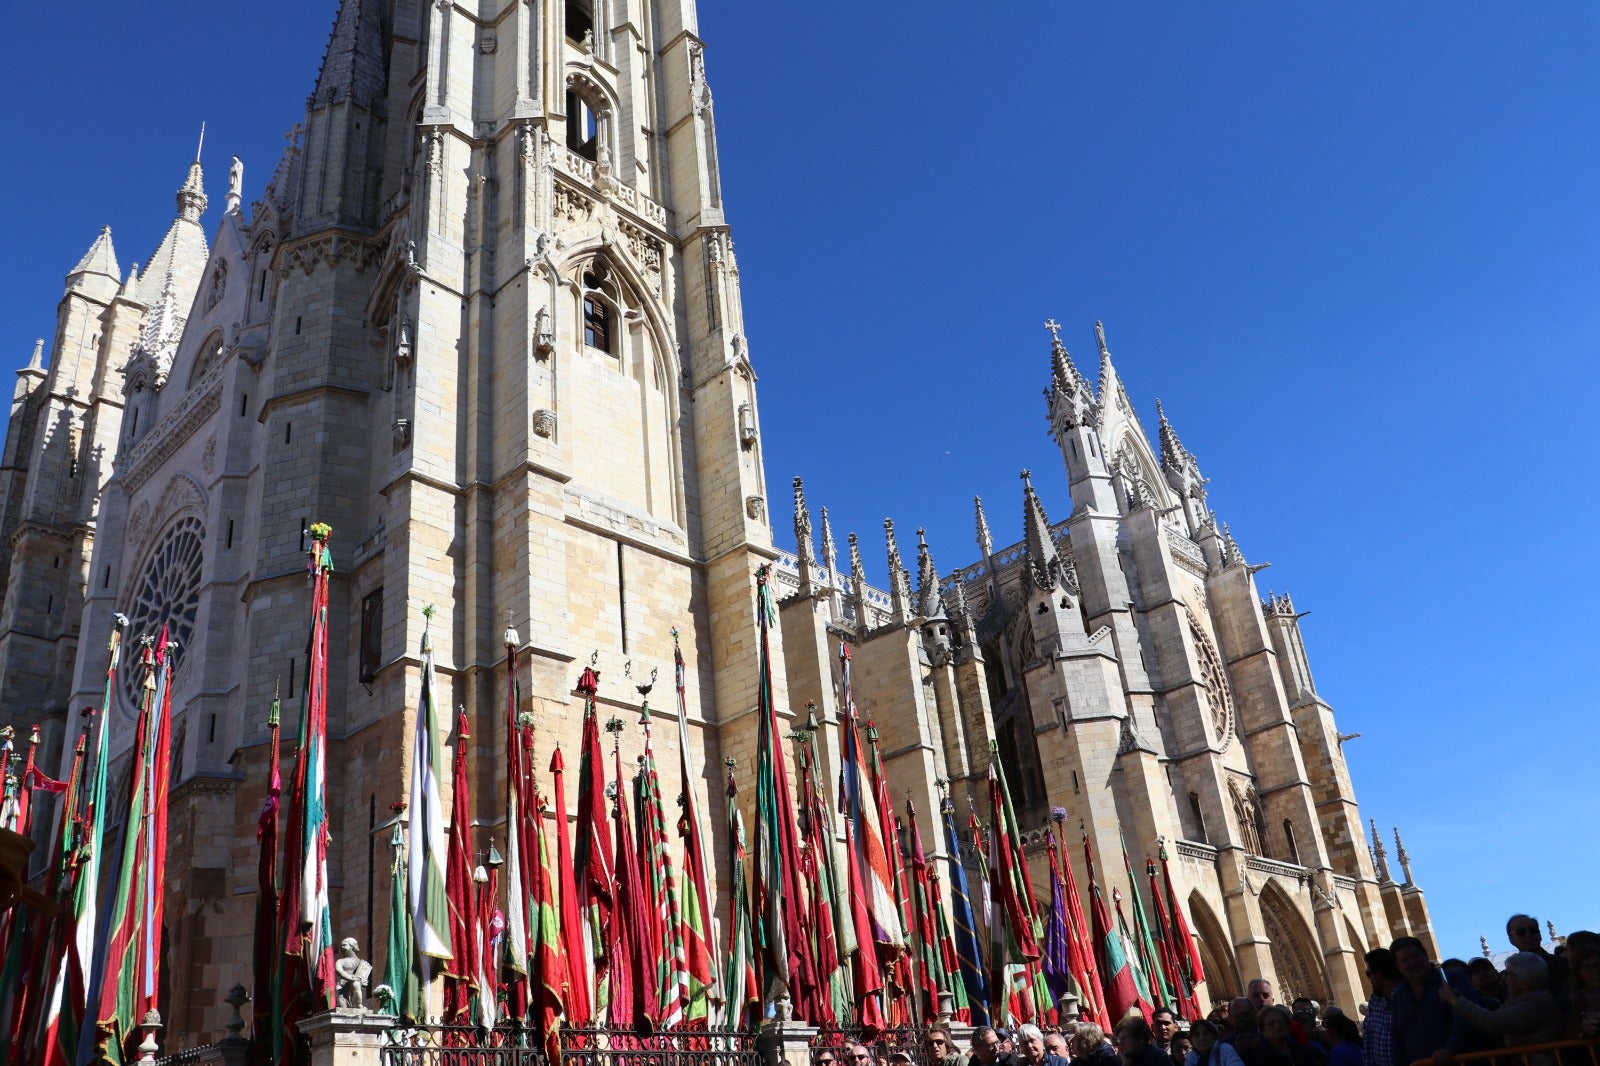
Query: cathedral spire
xmin=1221 ymin=523 xmax=1245 ymax=567
xmin=68 ymin=226 xmax=121 ymax=285
xmin=176 ymin=131 xmax=208 ymax=224
xmin=1046 ymin=318 xmax=1093 ymax=437
xmin=1021 ymin=469 xmax=1059 ymax=591
xmin=312 ymin=0 xmax=388 ymax=110
xmin=915 ymin=528 xmax=946 ymax=621
xmin=974 ymin=495 xmax=993 ymax=558
xmin=25 ymin=340 xmax=44 ymax=373
xmin=884 ymin=518 xmax=912 ymax=622
xmin=1094 ymin=319 xmax=1125 ymax=416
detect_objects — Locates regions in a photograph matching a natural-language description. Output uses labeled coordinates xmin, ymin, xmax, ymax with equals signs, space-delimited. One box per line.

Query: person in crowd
xmin=1115 ymin=1017 xmax=1176 ymax=1066
xmin=1001 ymin=1030 xmax=1018 ymax=1057
xmin=1018 ymin=1023 xmax=1070 ymax=1066
xmin=1171 ymin=1029 xmax=1195 ymax=1066
xmin=973 ymin=1027 xmax=1020 ymax=1066
xmin=1292 ymin=999 xmax=1323 ymax=1047
xmin=1250 ymin=981 xmax=1277 ymax=1010
xmin=927 ymin=1025 xmax=961 ymax=1066
xmin=1565 ymin=933 xmax=1600 ymax=1039
xmin=842 ymin=1042 xmax=874 ymax=1066
xmin=1223 ymin=998 xmax=1260 ymax=1056
xmin=1440 ymin=951 xmax=1562 ymax=1066
xmin=1361 ymin=949 xmax=1401 ymax=1066
xmin=1153 ymin=1008 xmax=1182 ymax=1058
xmin=1072 ymin=1022 xmax=1121 ymax=1066
xmin=1440 ymin=961 xmax=1469 ymax=986
xmin=1390 ymin=936 xmax=1481 ymax=1066
xmin=815 ymin=1047 xmax=840 ymax=1066
xmin=1207 ymin=1004 xmax=1233 ymax=1037
xmin=1507 ymin=914 xmax=1569 ymax=1003
xmin=1185 ymin=1020 xmax=1246 ymax=1066
xmin=1255 ymin=1004 xmax=1327 ymax=1066
xmin=1464 ymin=958 xmax=1503 ymax=1008
xmin=1046 ymin=1033 xmax=1072 ymax=1061
xmin=1321 ymin=1011 xmax=1362 ymax=1066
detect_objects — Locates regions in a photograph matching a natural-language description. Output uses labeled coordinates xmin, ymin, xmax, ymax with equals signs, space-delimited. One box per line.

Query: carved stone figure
xmin=335 ymin=938 xmax=372 ymax=1009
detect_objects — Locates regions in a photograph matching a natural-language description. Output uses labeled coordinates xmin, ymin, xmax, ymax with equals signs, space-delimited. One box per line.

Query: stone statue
xmin=335 ymin=937 xmax=372 ymax=1010
xmin=229 ymin=157 xmax=243 ymax=200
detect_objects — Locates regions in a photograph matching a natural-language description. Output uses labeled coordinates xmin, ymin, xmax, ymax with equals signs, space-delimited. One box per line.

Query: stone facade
xmin=0 ymin=0 xmax=1432 ymax=1047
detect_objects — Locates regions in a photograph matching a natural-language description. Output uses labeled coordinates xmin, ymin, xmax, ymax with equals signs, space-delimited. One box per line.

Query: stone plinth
xmin=298 ymin=1010 xmax=396 ymax=1066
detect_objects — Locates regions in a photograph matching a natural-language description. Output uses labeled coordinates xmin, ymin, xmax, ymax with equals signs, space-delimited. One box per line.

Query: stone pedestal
xmin=758 ymin=1017 xmax=820 ymax=1066
xmin=299 ymin=1010 xmax=396 ymax=1066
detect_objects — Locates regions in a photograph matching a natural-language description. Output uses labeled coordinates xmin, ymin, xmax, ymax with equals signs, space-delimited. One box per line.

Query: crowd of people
xmin=817 ymin=915 xmax=1599 ymax=1066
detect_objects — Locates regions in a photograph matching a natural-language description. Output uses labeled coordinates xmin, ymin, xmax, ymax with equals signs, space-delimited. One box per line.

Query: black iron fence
xmin=380 ymin=1024 xmax=760 ymax=1066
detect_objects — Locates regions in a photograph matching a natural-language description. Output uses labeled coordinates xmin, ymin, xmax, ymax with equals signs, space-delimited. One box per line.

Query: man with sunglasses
xmin=1506 ymin=914 xmax=1568 ymax=1003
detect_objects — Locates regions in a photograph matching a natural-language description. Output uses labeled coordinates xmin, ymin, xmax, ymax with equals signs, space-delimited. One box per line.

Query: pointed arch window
xmin=566 ymin=90 xmax=600 ymax=160
xmin=581 ymin=263 xmax=615 ymax=354
xmin=565 ymin=0 xmax=594 ymax=45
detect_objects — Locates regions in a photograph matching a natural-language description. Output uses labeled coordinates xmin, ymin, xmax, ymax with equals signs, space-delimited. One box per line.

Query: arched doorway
xmin=1259 ymin=882 xmax=1329 ymax=1002
xmin=1188 ymin=890 xmax=1241 ymax=1006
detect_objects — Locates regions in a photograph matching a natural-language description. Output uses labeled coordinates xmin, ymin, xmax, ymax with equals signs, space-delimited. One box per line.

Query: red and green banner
xmin=674 ymin=634 xmax=720 ymax=1025
xmin=610 ymin=730 xmax=657 ymax=1032
xmin=549 ymin=746 xmax=590 ymax=1025
xmin=441 ymin=709 xmax=489 ymax=1026
xmin=1086 ymin=831 xmax=1145 ymax=1024
xmin=750 ymin=566 xmax=819 ymax=1020
xmin=636 ymin=692 xmax=690 ymax=1027
xmin=1158 ymin=841 xmax=1207 ymax=1008
xmin=251 ymin=688 xmax=283 ymax=1064
xmin=502 ymin=629 xmax=534 ymax=1022
xmin=1146 ymin=855 xmax=1199 ymax=1019
xmin=941 ymin=797 xmax=986 ymax=1025
xmin=905 ymin=800 xmax=950 ymax=1022
xmin=722 ymin=765 xmax=758 ymax=1030
xmin=573 ymin=666 xmax=614 ymax=1020
xmin=95 ymin=626 xmax=175 ymax=1064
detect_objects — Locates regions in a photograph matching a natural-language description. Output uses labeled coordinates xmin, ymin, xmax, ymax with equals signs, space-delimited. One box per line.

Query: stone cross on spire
xmin=1044 ymin=318 xmax=1063 ymax=348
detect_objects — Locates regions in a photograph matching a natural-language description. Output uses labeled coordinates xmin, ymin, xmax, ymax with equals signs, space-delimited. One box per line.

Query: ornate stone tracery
xmin=118 ymin=515 xmax=205 ymax=715
xmin=1188 ymin=606 xmax=1235 ymax=744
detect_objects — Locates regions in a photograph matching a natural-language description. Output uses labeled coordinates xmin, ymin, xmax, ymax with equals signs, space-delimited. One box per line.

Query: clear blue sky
xmin=2 ymin=2 xmax=1595 ymax=962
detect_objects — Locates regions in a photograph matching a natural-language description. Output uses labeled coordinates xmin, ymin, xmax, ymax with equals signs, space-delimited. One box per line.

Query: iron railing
xmin=381 ymin=1024 xmax=759 ymax=1066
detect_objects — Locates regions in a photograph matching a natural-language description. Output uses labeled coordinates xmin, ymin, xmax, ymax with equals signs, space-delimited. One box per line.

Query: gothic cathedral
xmin=0 ymin=0 xmax=1433 ymax=1043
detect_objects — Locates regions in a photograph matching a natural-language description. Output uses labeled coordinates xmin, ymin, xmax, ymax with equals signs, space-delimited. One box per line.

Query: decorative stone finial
xmin=1021 ymin=470 xmax=1060 ymax=591
xmin=224 ymin=984 xmax=249 ymax=1039
xmin=884 ymin=518 xmax=912 ymax=620
xmin=914 ymin=527 xmax=946 ymax=623
xmin=1370 ymin=818 xmax=1392 ymax=882
xmin=793 ymin=477 xmax=816 ymax=568
xmin=819 ymin=506 xmax=837 ymax=575
xmin=1480 ymin=935 xmax=1492 ymax=959
xmin=974 ymin=495 xmax=994 ymax=558
xmin=1393 ymin=827 xmax=1413 ymax=886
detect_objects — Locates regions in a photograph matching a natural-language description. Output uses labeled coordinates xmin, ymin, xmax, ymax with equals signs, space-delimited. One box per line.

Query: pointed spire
xmin=1156 ymin=398 xmax=1189 ymax=471
xmin=176 ymin=135 xmax=208 ymax=224
xmin=792 ymin=477 xmax=816 ymax=568
xmin=312 ymin=0 xmax=388 ymax=110
xmin=948 ymin=569 xmax=976 ymax=642
xmin=884 ymin=518 xmax=912 ymax=621
xmin=1094 ymin=319 xmax=1127 ymax=417
xmin=1221 ymin=523 xmax=1244 ymax=567
xmin=1370 ymin=818 xmax=1392 ymax=882
xmin=1393 ymin=827 xmax=1413 ymax=886
xmin=914 ymin=528 xmax=946 ymax=621
xmin=848 ymin=532 xmax=870 ymax=633
xmin=1021 ymin=470 xmax=1059 ymax=591
xmin=1046 ymin=318 xmax=1093 ymax=437
xmin=974 ymin=495 xmax=993 ymax=558
xmin=820 ymin=506 xmax=838 ymax=576
xmin=25 ymin=339 xmax=45 ymax=373
xmin=69 ymin=226 xmax=121 ymax=282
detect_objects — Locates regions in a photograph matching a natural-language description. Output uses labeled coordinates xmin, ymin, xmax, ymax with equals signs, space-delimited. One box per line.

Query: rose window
xmin=1188 ymin=608 xmax=1235 ymax=745
xmin=120 ymin=516 xmax=205 ymax=714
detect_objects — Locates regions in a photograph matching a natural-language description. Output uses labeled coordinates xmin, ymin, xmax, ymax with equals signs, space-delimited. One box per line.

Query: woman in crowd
xmin=1321 ymin=1011 xmax=1362 ymax=1066
xmin=1255 ymin=1004 xmax=1327 ymax=1066
xmin=1184 ymin=1020 xmax=1245 ymax=1066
